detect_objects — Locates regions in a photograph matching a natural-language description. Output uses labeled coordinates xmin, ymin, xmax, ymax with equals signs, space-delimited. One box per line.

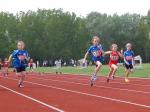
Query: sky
xmin=0 ymin=0 xmax=150 ymax=16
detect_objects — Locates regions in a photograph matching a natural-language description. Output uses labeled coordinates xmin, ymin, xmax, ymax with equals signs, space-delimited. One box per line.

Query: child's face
xmin=112 ymin=45 xmax=118 ymax=51
xmin=92 ymin=38 xmax=99 ymax=46
xmin=17 ymin=42 xmax=25 ymax=50
xmin=126 ymin=44 xmax=132 ymax=50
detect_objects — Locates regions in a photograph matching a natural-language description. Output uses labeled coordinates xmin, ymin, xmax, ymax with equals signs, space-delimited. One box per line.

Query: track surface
xmin=0 ymin=72 xmax=150 ymax=112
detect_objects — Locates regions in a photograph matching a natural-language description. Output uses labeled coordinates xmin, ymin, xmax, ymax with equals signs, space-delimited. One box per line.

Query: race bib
xmin=18 ymin=55 xmax=26 ymax=61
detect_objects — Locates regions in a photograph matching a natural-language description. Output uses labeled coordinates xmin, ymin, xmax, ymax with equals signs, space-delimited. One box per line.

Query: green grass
xmin=33 ymin=63 xmax=150 ymax=78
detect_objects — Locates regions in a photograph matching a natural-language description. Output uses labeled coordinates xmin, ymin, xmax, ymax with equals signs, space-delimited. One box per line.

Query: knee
xmin=97 ymin=64 xmax=102 ymax=68
xmin=114 ymin=66 xmax=118 ymax=70
xmin=96 ymin=61 xmax=102 ymax=68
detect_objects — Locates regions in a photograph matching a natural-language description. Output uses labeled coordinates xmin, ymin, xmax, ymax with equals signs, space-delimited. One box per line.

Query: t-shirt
xmin=87 ymin=44 xmax=104 ymax=62
xmin=124 ymin=50 xmax=134 ymax=64
xmin=11 ymin=49 xmax=29 ymax=68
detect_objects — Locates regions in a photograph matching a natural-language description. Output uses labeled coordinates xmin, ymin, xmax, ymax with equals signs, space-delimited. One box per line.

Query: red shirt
xmin=109 ymin=51 xmax=119 ymax=65
xmin=3 ymin=61 xmax=9 ymax=67
xmin=29 ymin=60 xmax=33 ymax=66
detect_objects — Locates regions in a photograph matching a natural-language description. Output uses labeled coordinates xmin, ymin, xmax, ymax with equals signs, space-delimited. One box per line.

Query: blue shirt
xmin=11 ymin=50 xmax=29 ymax=68
xmin=87 ymin=44 xmax=104 ymax=62
xmin=124 ymin=50 xmax=134 ymax=64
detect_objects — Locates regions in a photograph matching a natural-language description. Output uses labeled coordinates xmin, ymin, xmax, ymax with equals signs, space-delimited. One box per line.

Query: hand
xmin=132 ymin=62 xmax=135 ymax=66
xmin=83 ymin=59 xmax=86 ymax=64
xmin=126 ymin=62 xmax=130 ymax=65
xmin=120 ymin=48 xmax=123 ymax=54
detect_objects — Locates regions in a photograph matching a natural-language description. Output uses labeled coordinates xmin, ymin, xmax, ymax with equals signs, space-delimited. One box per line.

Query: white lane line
xmin=6 ymin=77 xmax=150 ymax=109
xmin=28 ymin=76 xmax=150 ymax=94
xmin=29 ymin=74 xmax=150 ymax=87
xmin=0 ymin=84 xmax=65 ymax=112
xmin=31 ymin=72 xmax=150 ymax=85
xmin=36 ymin=71 xmax=150 ymax=80
xmin=30 ymin=73 xmax=150 ymax=86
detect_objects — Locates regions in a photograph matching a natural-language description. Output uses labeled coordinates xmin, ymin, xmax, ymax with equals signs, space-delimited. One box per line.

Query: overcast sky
xmin=0 ymin=0 xmax=150 ymax=16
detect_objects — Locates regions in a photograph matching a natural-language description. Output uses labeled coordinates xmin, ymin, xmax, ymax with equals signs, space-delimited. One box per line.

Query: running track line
xmin=39 ymin=72 xmax=150 ymax=79
xmin=27 ymin=76 xmax=150 ymax=94
xmin=5 ymin=77 xmax=150 ymax=109
xmin=29 ymin=72 xmax=150 ymax=84
xmin=30 ymin=74 xmax=150 ymax=87
xmin=0 ymin=84 xmax=65 ymax=112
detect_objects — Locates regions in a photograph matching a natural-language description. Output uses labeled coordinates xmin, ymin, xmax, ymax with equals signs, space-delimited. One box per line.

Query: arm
xmin=132 ymin=58 xmax=135 ymax=66
xmin=7 ymin=55 xmax=12 ymax=63
xmin=25 ymin=55 xmax=30 ymax=61
xmin=83 ymin=52 xmax=89 ymax=63
xmin=118 ymin=52 xmax=123 ymax=58
xmin=118 ymin=48 xmax=124 ymax=58
xmin=132 ymin=52 xmax=135 ymax=66
xmin=103 ymin=51 xmax=111 ymax=56
xmin=24 ymin=51 xmax=30 ymax=61
xmin=124 ymin=57 xmax=129 ymax=65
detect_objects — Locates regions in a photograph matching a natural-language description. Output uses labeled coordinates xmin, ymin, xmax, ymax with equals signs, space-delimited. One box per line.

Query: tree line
xmin=0 ymin=9 xmax=150 ymax=64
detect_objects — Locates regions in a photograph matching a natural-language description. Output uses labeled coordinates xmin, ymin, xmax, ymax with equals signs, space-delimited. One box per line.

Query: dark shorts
xmin=15 ymin=66 xmax=26 ymax=73
xmin=125 ymin=63 xmax=133 ymax=69
xmin=0 ymin=64 xmax=1 ymax=70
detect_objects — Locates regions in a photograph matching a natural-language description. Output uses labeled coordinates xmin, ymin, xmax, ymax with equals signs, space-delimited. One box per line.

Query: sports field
xmin=34 ymin=63 xmax=150 ymax=78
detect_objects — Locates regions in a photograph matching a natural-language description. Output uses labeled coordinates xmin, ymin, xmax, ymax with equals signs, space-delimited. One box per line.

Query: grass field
xmin=34 ymin=63 xmax=150 ymax=78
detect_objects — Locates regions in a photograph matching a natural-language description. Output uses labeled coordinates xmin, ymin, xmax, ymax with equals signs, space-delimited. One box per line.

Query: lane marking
xmin=28 ymin=76 xmax=150 ymax=94
xmin=5 ymin=77 xmax=150 ymax=109
xmin=33 ymin=71 xmax=150 ymax=80
xmin=0 ymin=84 xmax=65 ymax=112
xmin=28 ymin=74 xmax=150 ymax=87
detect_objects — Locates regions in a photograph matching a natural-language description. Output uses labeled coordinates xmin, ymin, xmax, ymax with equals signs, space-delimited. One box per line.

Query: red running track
xmin=0 ymin=72 xmax=149 ymax=112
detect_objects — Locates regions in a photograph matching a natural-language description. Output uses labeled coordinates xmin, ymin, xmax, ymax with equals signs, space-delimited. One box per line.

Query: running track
xmin=0 ymin=72 xmax=150 ymax=112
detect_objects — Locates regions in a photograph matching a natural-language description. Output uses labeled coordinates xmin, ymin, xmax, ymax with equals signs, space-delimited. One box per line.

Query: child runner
xmin=124 ymin=43 xmax=134 ymax=82
xmin=83 ymin=36 xmax=104 ymax=86
xmin=0 ymin=59 xmax=2 ymax=75
xmin=104 ymin=44 xmax=123 ymax=83
xmin=2 ymin=58 xmax=9 ymax=77
xmin=0 ymin=58 xmax=2 ymax=70
xmin=29 ymin=58 xmax=34 ymax=72
xmin=8 ymin=41 xmax=30 ymax=87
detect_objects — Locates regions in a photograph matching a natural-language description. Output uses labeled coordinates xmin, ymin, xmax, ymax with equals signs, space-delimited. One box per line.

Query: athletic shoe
xmin=125 ymin=78 xmax=130 ymax=83
xmin=112 ymin=75 xmax=115 ymax=79
xmin=91 ymin=74 xmax=97 ymax=81
xmin=18 ymin=84 xmax=24 ymax=88
xmin=90 ymin=81 xmax=94 ymax=87
xmin=107 ymin=78 xmax=110 ymax=83
xmin=90 ymin=74 xmax=97 ymax=87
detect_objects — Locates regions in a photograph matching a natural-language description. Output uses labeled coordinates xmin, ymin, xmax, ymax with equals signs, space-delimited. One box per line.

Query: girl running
xmin=124 ymin=43 xmax=134 ymax=82
xmin=83 ymin=36 xmax=104 ymax=86
xmin=104 ymin=44 xmax=123 ymax=83
xmin=0 ymin=58 xmax=2 ymax=70
xmin=29 ymin=58 xmax=34 ymax=72
xmin=2 ymin=58 xmax=9 ymax=77
xmin=8 ymin=41 xmax=30 ymax=87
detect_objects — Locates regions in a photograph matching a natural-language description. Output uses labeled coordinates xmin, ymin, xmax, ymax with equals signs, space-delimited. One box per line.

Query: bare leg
xmin=18 ymin=71 xmax=26 ymax=87
xmin=107 ymin=68 xmax=113 ymax=83
xmin=94 ymin=61 xmax=102 ymax=75
xmin=125 ymin=69 xmax=130 ymax=82
xmin=91 ymin=61 xmax=102 ymax=86
xmin=111 ymin=64 xmax=118 ymax=78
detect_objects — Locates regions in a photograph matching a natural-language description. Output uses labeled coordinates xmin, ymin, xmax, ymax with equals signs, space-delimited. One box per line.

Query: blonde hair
xmin=18 ymin=41 xmax=25 ymax=45
xmin=111 ymin=43 xmax=118 ymax=50
xmin=126 ymin=43 xmax=132 ymax=48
